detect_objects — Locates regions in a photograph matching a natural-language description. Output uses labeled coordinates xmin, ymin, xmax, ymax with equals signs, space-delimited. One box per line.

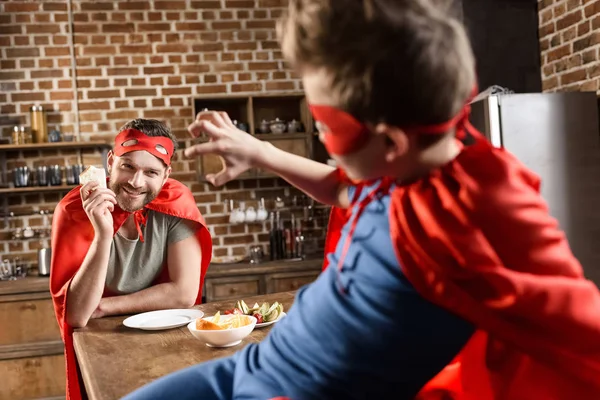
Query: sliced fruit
xmin=196 ymin=318 xmax=223 ymax=330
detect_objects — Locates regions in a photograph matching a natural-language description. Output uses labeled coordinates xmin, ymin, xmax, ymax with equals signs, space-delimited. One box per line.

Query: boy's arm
xmin=184 ymin=111 xmax=350 ymax=209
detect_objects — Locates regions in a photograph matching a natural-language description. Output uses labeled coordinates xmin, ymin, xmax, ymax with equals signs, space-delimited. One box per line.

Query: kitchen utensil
xmin=256 ymin=198 xmax=268 ymax=221
xmin=245 ymin=206 xmax=257 ymax=223
xmin=38 ymin=248 xmax=51 ymax=276
xmin=249 ymin=245 xmax=264 ymax=264
xmin=269 ymin=118 xmax=286 ymax=134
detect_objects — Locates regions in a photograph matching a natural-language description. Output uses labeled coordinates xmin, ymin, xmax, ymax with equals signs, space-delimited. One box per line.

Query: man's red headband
xmin=113 ymin=128 xmax=174 ymax=166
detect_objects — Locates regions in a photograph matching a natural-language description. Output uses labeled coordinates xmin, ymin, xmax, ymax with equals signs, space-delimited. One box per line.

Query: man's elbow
xmin=175 ymin=289 xmax=197 ymax=308
xmin=66 ymin=312 xmax=89 ymax=329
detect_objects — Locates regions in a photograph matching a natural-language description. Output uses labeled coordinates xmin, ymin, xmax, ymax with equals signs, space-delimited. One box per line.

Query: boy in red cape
xmin=124 ymin=1 xmax=600 ymax=399
xmin=50 ymin=119 xmax=212 ymax=400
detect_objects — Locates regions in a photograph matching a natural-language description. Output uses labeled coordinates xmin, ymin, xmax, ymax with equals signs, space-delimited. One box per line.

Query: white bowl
xmin=187 ymin=314 xmax=257 ymax=348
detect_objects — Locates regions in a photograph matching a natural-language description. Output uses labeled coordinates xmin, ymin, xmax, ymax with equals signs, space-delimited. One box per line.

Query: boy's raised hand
xmin=184 ymin=110 xmax=266 ymax=186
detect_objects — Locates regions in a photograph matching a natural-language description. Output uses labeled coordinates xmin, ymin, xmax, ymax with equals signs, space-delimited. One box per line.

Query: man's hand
xmin=80 ymin=181 xmax=117 ymax=240
xmin=184 ymin=110 xmax=267 ymax=186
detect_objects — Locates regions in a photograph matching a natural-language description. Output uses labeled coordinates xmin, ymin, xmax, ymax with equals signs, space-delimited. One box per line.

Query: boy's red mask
xmin=113 ymin=128 xmax=174 ymax=166
xmin=309 ymin=102 xmax=474 ymax=156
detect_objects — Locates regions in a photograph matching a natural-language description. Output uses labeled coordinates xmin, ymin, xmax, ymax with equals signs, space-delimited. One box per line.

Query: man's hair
xmin=118 ymin=118 xmax=179 ymax=158
xmin=278 ymin=0 xmax=476 ymax=143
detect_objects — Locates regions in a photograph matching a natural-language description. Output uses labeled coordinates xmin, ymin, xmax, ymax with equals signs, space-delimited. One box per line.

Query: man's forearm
xmin=66 ymin=237 xmax=112 ymax=328
xmin=256 ymin=141 xmax=349 ymax=208
xmin=99 ymin=282 xmax=194 ymax=317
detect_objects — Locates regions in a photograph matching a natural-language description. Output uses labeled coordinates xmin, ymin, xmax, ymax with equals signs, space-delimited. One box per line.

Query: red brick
xmin=43 ymin=2 xmax=68 ymax=11
xmin=5 ymin=47 xmax=40 ymax=58
xmin=74 ymin=22 xmax=100 ymax=33
xmin=138 ymin=23 xmax=171 ymax=31
xmin=212 ymin=63 xmax=244 ymax=72
xmin=232 ymin=83 xmax=264 ymax=92
xmin=14 ymin=36 xmax=30 ymax=46
xmin=77 ymin=68 xmax=103 ymax=77
xmin=249 ymin=62 xmax=279 ymax=70
xmin=178 ymin=65 xmax=211 ymax=74
xmin=26 ymin=24 xmax=61 ymax=34
xmin=246 ymin=20 xmax=276 ymax=29
xmin=19 ymin=59 xmax=35 ymax=68
xmin=39 ymin=59 xmax=54 ymax=68
xmin=57 ymin=80 xmax=72 ymax=89
xmin=34 ymin=36 xmax=50 ymax=45
xmin=212 ymin=21 xmax=242 ymax=30
xmin=4 ymin=2 xmax=39 ymax=12
xmin=38 ymin=81 xmax=54 ymax=90
xmin=163 ymin=87 xmax=192 ymax=96
xmin=228 ymin=42 xmax=258 ymax=51
xmin=593 ymin=15 xmax=600 ymax=30
xmin=119 ymin=44 xmax=153 ymax=54
xmin=226 ymin=0 xmax=255 ymax=7
xmin=589 ymin=64 xmax=600 ymax=79
xmin=81 ymin=2 xmax=114 ymax=10
xmin=50 ymin=92 xmax=74 ymax=101
xmin=584 ymin=2 xmax=600 ymax=18
xmin=150 ymin=77 xmax=164 ymax=85
xmin=45 ymin=47 xmax=71 ymax=57
xmin=562 ymin=26 xmax=577 ymax=42
xmin=574 ymin=32 xmax=600 ymax=52
xmin=174 ymin=22 xmax=207 ymax=30
xmin=118 ymin=1 xmax=150 ymax=10
xmin=191 ymin=1 xmax=221 ymax=9
xmin=266 ymin=81 xmax=295 ymax=91
xmin=88 ymin=90 xmax=121 ymax=99
xmin=557 ymin=10 xmax=583 ymax=31
xmin=547 ymin=44 xmax=571 ymax=62
xmin=580 ymin=79 xmax=599 ymax=91
xmin=539 ymin=22 xmax=555 ymax=38
xmin=12 ymin=92 xmax=45 ymax=102
xmin=15 ymin=14 xmax=31 ymax=23
xmin=196 ymin=85 xmax=227 ymax=94
xmin=0 ymin=71 xmax=25 ymax=80
xmin=582 ymin=49 xmax=597 ymax=64
xmin=34 ymin=14 xmax=51 ymax=23
xmin=125 ymin=89 xmax=157 ymax=97
xmin=78 ymin=101 xmax=110 ymax=111
xmin=560 ymin=68 xmax=587 ymax=85
xmin=82 ymin=45 xmax=116 ymax=55
xmin=254 ymin=10 xmax=268 ymax=18
xmin=143 ymin=66 xmax=175 ymax=75
xmin=156 ymin=44 xmax=188 ymax=53
xmin=31 ymin=70 xmax=64 ymax=79
xmin=101 ymin=23 xmax=135 ymax=33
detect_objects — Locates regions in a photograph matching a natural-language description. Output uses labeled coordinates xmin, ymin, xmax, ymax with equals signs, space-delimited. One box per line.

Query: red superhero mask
xmin=113 ymin=128 xmax=174 ymax=166
xmin=309 ymin=100 xmax=474 ymax=156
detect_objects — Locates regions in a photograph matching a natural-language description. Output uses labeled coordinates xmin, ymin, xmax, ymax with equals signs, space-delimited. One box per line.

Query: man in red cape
xmin=124 ymin=1 xmax=600 ymax=399
xmin=50 ymin=119 xmax=212 ymax=400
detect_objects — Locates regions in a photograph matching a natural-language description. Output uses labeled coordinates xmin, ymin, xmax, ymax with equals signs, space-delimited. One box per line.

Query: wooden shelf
xmin=0 ymin=141 xmax=110 ymax=152
xmin=0 ymin=185 xmax=77 ymax=195
xmin=0 ymin=340 xmax=64 ymax=361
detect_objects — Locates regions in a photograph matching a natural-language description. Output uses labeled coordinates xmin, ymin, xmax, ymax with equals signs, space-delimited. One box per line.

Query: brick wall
xmin=0 ymin=0 xmax=327 ymax=267
xmin=538 ymin=0 xmax=600 ymax=93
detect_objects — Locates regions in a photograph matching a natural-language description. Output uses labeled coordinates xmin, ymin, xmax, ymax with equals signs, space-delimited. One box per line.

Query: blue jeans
xmin=123 ymin=356 xmax=236 ymax=400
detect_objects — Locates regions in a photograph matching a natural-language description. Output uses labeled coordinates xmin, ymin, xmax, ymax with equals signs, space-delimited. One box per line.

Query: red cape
xmin=50 ymin=179 xmax=212 ymax=400
xmin=323 ymin=134 xmax=600 ymax=399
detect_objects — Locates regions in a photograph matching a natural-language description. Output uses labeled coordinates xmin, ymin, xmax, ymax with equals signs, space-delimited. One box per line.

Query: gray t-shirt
xmin=106 ymin=210 xmax=198 ymax=294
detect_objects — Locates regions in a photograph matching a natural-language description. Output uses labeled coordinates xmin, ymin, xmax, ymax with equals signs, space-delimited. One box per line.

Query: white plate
xmin=255 ymin=312 xmax=287 ymax=328
xmin=123 ymin=309 xmax=205 ymax=331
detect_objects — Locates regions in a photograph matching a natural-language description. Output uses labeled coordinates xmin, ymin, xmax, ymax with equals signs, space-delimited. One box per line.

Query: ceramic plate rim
xmin=255 ymin=312 xmax=287 ymax=328
xmin=123 ymin=309 xmax=204 ymax=331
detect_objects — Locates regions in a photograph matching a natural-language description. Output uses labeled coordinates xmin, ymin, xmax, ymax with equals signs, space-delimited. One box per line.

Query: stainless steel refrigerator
xmin=469 ymin=92 xmax=600 ymax=285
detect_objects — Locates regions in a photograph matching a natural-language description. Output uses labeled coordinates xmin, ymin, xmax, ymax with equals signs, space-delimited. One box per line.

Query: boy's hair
xmin=118 ymin=118 xmax=179 ymax=158
xmin=278 ymin=0 xmax=476 ymax=143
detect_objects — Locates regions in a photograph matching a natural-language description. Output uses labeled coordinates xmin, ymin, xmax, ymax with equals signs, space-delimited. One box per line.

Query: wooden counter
xmin=73 ymin=291 xmax=297 ymax=400
xmin=0 ymin=275 xmax=65 ymax=400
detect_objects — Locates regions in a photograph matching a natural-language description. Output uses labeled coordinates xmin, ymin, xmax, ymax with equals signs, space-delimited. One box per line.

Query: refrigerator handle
xmin=486 ymin=95 xmax=503 ymax=148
